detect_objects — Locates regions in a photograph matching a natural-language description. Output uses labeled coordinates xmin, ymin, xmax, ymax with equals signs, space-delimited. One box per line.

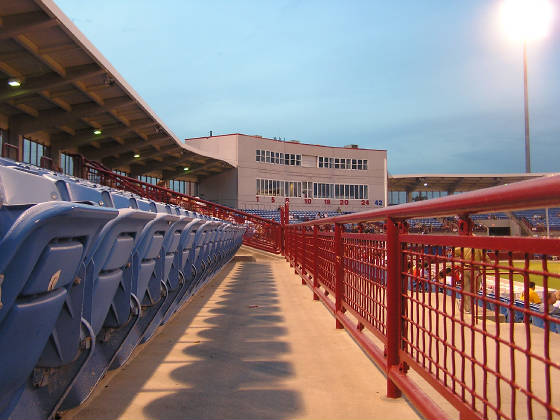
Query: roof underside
xmin=388 ymin=173 xmax=556 ymax=193
xmin=0 ymin=0 xmax=232 ymax=179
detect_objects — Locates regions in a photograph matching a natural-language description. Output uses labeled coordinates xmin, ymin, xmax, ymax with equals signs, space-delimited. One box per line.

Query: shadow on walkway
xmin=143 ymin=261 xmax=302 ymax=419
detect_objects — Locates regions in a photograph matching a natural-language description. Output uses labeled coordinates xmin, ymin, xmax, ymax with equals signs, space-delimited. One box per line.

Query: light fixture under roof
xmin=93 ymin=129 xmax=102 ymax=135
xmin=133 ymin=153 xmax=140 ymax=158
xmin=8 ymin=78 xmax=21 ymax=87
xmin=184 ymin=167 xmax=189 ymax=171
xmin=423 ymin=182 xmax=428 ymax=187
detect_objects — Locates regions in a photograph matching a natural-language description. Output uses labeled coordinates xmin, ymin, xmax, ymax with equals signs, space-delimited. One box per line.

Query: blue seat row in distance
xmin=0 ymin=158 xmax=245 ymax=420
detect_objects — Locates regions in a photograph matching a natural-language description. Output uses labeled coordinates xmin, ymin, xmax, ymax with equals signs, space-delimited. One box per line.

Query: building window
xmin=302 ymin=181 xmax=312 ymax=198
xmin=169 ymin=179 xmax=189 ymax=194
xmin=256 ymin=178 xmax=302 ymax=197
xmin=22 ymin=137 xmax=48 ymax=167
xmin=316 ymin=155 xmax=367 ymax=170
xmin=137 ymin=175 xmax=160 ymax=185
xmin=60 ymin=153 xmax=75 ymax=176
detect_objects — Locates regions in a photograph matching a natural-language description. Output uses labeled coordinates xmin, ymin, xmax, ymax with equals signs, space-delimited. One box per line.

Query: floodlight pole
xmin=523 ymin=41 xmax=531 ymax=173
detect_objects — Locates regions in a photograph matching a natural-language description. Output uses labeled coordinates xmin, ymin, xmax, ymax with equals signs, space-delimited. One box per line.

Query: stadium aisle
xmin=63 ymin=247 xmax=420 ymax=420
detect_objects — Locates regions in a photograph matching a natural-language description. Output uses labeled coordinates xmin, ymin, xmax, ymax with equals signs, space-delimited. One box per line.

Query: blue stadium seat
xmin=139 ymin=214 xmax=195 ymax=342
xmin=159 ymin=218 xmax=207 ymax=326
xmin=0 ymin=201 xmax=117 ymax=419
xmin=0 ymin=159 xmax=246 ymax=417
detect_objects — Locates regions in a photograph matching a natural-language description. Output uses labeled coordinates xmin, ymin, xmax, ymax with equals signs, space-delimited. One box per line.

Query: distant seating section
xmin=408 ymin=217 xmax=457 ymax=233
xmin=513 ymin=208 xmax=560 ymax=232
xmin=242 ymin=208 xmax=560 ymax=235
xmin=0 ymin=158 xmax=245 ymax=419
xmin=240 ymin=209 xmax=349 ymax=224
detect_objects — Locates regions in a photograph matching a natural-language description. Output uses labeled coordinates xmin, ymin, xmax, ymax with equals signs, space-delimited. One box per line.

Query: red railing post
xmin=302 ymin=227 xmax=308 ymax=284
xmin=386 ymin=217 xmax=402 ymax=398
xmin=287 ymin=227 xmax=292 ymax=265
xmin=313 ymin=225 xmax=319 ymax=300
xmin=280 ymin=207 xmax=285 ymax=255
xmin=335 ymin=222 xmax=344 ymax=329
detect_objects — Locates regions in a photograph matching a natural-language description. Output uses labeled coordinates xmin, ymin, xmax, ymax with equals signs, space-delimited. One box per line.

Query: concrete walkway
xmin=63 ymin=247 xmax=421 ymax=420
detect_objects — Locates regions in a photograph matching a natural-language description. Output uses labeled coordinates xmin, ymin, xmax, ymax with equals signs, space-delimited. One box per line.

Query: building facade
xmin=185 ymin=134 xmax=387 ymax=212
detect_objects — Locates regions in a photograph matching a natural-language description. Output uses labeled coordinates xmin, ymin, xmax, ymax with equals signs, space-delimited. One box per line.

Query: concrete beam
xmin=12 ymin=96 xmax=132 ymax=134
xmin=0 ymin=12 xmax=58 ymax=40
xmin=93 ymin=134 xmax=171 ymax=162
xmin=0 ymin=64 xmax=104 ymax=101
xmin=128 ymin=153 xmax=195 ymax=177
xmin=52 ymin=118 xmax=155 ymax=150
xmin=447 ymin=178 xmax=464 ymax=195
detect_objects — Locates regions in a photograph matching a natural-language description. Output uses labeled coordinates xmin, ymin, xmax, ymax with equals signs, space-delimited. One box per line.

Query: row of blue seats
xmin=474 ymin=293 xmax=560 ymax=333
xmin=0 ymin=158 xmax=245 ymax=419
xmin=515 ymin=208 xmax=560 ymax=229
xmin=240 ymin=209 xmax=346 ymax=224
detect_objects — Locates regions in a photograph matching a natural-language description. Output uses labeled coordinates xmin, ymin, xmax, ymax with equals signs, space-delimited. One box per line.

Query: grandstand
xmin=1 ymin=1 xmax=560 ymax=420
xmin=0 ymin=157 xmax=246 ymax=419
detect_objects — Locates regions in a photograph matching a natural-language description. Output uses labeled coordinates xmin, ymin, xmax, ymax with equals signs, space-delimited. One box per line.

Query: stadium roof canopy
xmin=0 ymin=0 xmax=233 ymax=180
xmin=388 ymin=173 xmax=558 ymax=193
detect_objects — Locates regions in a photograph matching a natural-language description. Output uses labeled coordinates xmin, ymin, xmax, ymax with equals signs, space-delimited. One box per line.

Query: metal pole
xmin=313 ymin=225 xmax=320 ymax=300
xmin=386 ymin=217 xmax=402 ymax=398
xmin=523 ymin=41 xmax=531 ymax=173
xmin=334 ymin=223 xmax=344 ymax=329
xmin=545 ymin=207 xmax=550 ymax=238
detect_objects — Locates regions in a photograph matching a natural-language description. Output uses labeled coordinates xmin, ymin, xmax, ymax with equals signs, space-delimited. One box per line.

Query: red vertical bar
xmin=386 ymin=217 xmax=402 ymax=398
xmin=297 ymin=227 xmax=302 ymax=277
xmin=302 ymin=227 xmax=308 ymax=277
xmin=288 ymin=228 xmax=293 ymax=265
xmin=335 ymin=223 xmax=344 ymax=329
xmin=313 ymin=225 xmax=320 ymax=300
xmin=280 ymin=208 xmax=285 ymax=255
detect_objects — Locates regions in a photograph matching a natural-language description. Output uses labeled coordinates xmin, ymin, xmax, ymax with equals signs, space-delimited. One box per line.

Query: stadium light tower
xmin=499 ymin=0 xmax=553 ymax=173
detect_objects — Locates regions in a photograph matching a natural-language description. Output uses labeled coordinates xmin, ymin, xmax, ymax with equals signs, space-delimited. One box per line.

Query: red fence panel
xmin=284 ymin=175 xmax=560 ymax=420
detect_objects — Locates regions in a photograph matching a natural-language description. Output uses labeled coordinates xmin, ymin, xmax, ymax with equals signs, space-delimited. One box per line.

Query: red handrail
xmin=1 ymin=143 xmax=18 ymax=160
xmin=297 ymin=174 xmax=560 ymax=226
xmin=79 ymin=157 xmax=282 ymax=254
xmin=284 ymin=175 xmax=560 ymax=420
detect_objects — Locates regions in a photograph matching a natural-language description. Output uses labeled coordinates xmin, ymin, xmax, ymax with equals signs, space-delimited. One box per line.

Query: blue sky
xmin=53 ymin=0 xmax=560 ymax=174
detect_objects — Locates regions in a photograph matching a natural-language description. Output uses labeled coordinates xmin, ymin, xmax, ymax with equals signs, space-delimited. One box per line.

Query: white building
xmin=185 ymin=133 xmax=387 ymax=212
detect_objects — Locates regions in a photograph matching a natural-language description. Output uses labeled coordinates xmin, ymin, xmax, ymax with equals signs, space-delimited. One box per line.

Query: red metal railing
xmin=78 ymin=158 xmax=282 ymax=254
xmin=2 ymin=143 xmax=18 ymax=161
xmin=284 ymin=175 xmax=560 ymax=420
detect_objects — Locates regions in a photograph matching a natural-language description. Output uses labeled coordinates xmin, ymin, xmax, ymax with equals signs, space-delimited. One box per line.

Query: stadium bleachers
xmin=513 ymin=209 xmax=560 ymax=232
xmin=240 ymin=209 xmax=347 ymax=224
xmin=0 ymin=158 xmax=245 ymax=419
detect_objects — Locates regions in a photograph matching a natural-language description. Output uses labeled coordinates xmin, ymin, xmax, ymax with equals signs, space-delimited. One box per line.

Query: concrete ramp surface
xmin=64 ymin=248 xmax=420 ymax=420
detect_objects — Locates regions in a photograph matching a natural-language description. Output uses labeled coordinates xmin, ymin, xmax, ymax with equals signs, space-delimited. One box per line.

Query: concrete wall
xmin=199 ymin=167 xmax=238 ymax=208
xmin=185 ymin=135 xmax=238 ymax=167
